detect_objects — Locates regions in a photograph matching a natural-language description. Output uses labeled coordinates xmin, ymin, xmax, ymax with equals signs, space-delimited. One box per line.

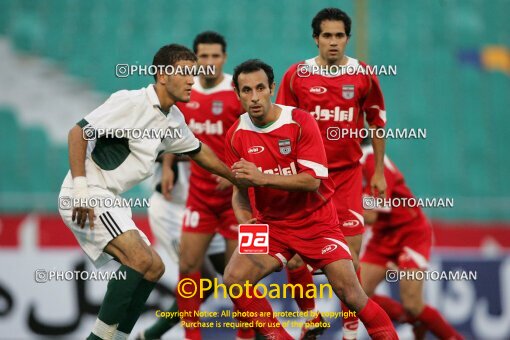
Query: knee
xmin=125 ymin=249 xmax=153 ymax=274
xmin=179 ymin=252 xmax=201 ymax=274
xmin=287 ymin=256 xmax=305 ymax=271
xmin=401 ymin=295 xmax=424 ymax=317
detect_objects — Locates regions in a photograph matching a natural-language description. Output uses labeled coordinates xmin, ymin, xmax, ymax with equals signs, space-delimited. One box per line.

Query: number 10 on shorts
xmin=238 ymin=224 xmax=269 ymax=254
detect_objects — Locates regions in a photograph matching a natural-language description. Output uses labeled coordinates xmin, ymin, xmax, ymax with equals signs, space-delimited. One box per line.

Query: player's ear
xmin=313 ymin=35 xmax=319 ymax=47
xmin=270 ymin=82 xmax=276 ymax=96
xmin=157 ymin=72 xmax=167 ymax=85
xmin=234 ymin=87 xmax=241 ymax=100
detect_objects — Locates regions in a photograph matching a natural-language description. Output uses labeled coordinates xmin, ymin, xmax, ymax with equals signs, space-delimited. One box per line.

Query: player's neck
xmin=316 ymin=54 xmax=349 ymax=67
xmin=154 ymin=84 xmax=175 ymax=113
xmin=251 ymin=104 xmax=282 ymax=128
xmin=200 ymin=74 xmax=224 ymax=89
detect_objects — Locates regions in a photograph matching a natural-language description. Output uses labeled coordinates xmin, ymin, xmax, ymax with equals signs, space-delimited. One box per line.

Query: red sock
xmin=371 ymin=294 xmax=411 ymax=323
xmin=358 ymin=298 xmax=398 ymax=340
xmin=342 ymin=269 xmax=361 ymax=339
xmin=231 ymin=286 xmax=293 ymax=340
xmin=417 ymin=305 xmax=463 ymax=339
xmin=286 ymin=265 xmax=316 ymax=312
xmin=176 ymin=272 xmax=202 ymax=340
xmin=236 ymin=327 xmax=255 ymax=340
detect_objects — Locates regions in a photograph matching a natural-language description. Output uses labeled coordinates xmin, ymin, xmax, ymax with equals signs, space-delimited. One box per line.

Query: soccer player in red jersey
xmin=223 ymin=59 xmax=397 ymax=340
xmin=161 ymin=32 xmax=245 ymax=340
xmin=276 ymin=8 xmax=387 ymax=339
xmin=359 ymin=140 xmax=464 ymax=340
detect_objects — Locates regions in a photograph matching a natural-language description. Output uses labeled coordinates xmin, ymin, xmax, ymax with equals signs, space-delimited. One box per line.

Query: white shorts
xmin=58 ymin=187 xmax=151 ymax=268
xmin=148 ymin=191 xmax=226 ymax=262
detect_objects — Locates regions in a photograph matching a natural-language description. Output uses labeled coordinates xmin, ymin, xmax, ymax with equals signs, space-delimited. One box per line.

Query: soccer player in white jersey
xmin=58 ymin=44 xmax=236 ymax=340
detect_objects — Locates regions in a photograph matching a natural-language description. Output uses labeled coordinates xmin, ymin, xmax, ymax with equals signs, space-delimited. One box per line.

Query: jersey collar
xmin=146 ymin=84 xmax=169 ymax=116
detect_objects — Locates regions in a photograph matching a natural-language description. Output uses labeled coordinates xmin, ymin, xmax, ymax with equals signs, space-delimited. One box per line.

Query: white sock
xmin=91 ymin=318 xmax=118 ymax=339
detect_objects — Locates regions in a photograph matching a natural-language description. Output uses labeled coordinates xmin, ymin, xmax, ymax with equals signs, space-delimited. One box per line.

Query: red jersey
xmin=177 ymin=74 xmax=243 ymax=197
xmin=225 ymin=105 xmax=336 ymax=226
xmin=360 ymin=146 xmax=426 ymax=231
xmin=276 ymin=56 xmax=386 ymax=169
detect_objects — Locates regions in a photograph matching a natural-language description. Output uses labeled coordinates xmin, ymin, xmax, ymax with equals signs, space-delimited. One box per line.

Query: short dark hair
xmin=311 ymin=8 xmax=352 ymax=37
xmin=193 ymin=31 xmax=227 ymax=53
xmin=152 ymin=44 xmax=197 ymax=81
xmin=233 ymin=59 xmax=274 ymax=90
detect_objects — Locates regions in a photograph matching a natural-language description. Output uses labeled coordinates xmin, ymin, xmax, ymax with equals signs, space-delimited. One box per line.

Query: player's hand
xmin=161 ymin=167 xmax=175 ymax=201
xmin=242 ymin=218 xmax=257 ymax=224
xmin=232 ymin=158 xmax=267 ymax=187
xmin=72 ymin=207 xmax=95 ymax=230
xmin=370 ymin=171 xmax=387 ymax=198
xmin=213 ymin=174 xmax=233 ymax=191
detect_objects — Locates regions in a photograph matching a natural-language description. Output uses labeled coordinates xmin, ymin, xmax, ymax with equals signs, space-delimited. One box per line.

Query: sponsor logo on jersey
xmin=322 ymin=244 xmax=338 ymax=254
xmin=258 ymin=161 xmax=297 ymax=176
xmin=188 ymin=119 xmax=223 ymax=135
xmin=212 ymin=100 xmax=223 ymax=115
xmin=342 ymin=85 xmax=355 ymax=99
xmin=309 ymin=86 xmax=327 ymax=94
xmin=343 ymin=220 xmax=360 ymax=227
xmin=186 ymin=101 xmax=200 ymax=109
xmin=278 ymin=139 xmax=291 ymax=155
xmin=248 ymin=146 xmax=265 ymax=154
xmin=311 ymin=106 xmax=354 ymax=122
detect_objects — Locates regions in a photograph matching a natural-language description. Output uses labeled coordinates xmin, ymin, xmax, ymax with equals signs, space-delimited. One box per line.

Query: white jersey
xmin=61 ymin=84 xmax=200 ymax=195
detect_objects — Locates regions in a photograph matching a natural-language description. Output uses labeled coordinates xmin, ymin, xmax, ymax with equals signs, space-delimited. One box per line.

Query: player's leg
xmin=223 ymin=251 xmax=293 ymax=340
xmin=139 ymin=193 xmax=185 ymax=340
xmin=322 ymin=259 xmax=398 ymax=340
xmin=332 ymin=165 xmax=365 ymax=339
xmin=400 ymin=270 xmax=463 ymax=339
xmin=285 ymin=254 xmax=324 ymax=340
xmin=95 ymin=228 xmax=164 ymax=340
xmin=341 ymin=233 xmax=363 ymax=339
xmin=178 ymin=230 xmax=214 ymax=340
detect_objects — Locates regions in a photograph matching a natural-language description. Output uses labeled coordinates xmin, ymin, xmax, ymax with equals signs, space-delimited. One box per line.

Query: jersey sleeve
xmin=294 ymin=109 xmax=329 ymax=179
xmin=162 ymin=114 xmax=201 ymax=155
xmin=362 ymin=153 xmax=395 ymax=212
xmin=276 ymin=66 xmax=299 ymax=107
xmin=77 ymin=91 xmax=136 ymax=137
xmin=362 ymin=74 xmax=386 ymax=128
xmin=224 ymin=122 xmax=242 ymax=167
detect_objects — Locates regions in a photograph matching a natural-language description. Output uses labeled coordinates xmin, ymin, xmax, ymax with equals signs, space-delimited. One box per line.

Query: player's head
xmin=193 ymin=31 xmax=227 ymax=81
xmin=152 ymin=44 xmax=197 ymax=102
xmin=233 ymin=59 xmax=275 ymax=120
xmin=311 ymin=8 xmax=351 ymax=64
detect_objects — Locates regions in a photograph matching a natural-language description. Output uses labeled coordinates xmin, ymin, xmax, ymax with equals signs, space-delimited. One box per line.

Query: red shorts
xmin=330 ymin=164 xmax=364 ymax=237
xmin=182 ymin=192 xmax=238 ymax=240
xmin=361 ymin=218 xmax=432 ymax=270
xmin=263 ymin=202 xmax=352 ymax=271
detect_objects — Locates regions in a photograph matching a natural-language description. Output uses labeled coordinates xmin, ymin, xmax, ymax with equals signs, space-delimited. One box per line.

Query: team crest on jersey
xmin=278 ymin=139 xmax=291 ymax=155
xmin=212 ymin=100 xmax=223 ymax=115
xmin=342 ymin=85 xmax=355 ymax=99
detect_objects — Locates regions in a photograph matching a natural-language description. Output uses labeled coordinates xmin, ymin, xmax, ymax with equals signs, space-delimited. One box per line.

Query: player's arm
xmin=275 ymin=66 xmax=299 ymax=106
xmin=370 ymin=128 xmax=387 ymax=198
xmin=363 ymin=73 xmax=388 ymax=198
xmin=232 ymin=185 xmax=255 ymax=224
xmin=160 ymin=153 xmax=176 ymax=201
xmin=189 ymin=143 xmax=237 ymax=185
xmin=68 ymin=124 xmax=95 ymax=229
xmin=363 ymin=209 xmax=379 ymax=225
xmin=232 ymin=158 xmax=319 ymax=191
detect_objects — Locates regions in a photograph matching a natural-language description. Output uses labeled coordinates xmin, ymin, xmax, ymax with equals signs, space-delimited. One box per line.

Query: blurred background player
xmin=137 ymin=153 xmax=227 ymax=339
xmin=57 ymin=44 xmax=237 ymax=340
xmin=276 ymin=8 xmax=387 ymax=339
xmin=170 ymin=31 xmax=246 ymax=340
xmin=359 ymin=138 xmax=464 ymax=340
xmin=223 ymin=59 xmax=397 ymax=340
